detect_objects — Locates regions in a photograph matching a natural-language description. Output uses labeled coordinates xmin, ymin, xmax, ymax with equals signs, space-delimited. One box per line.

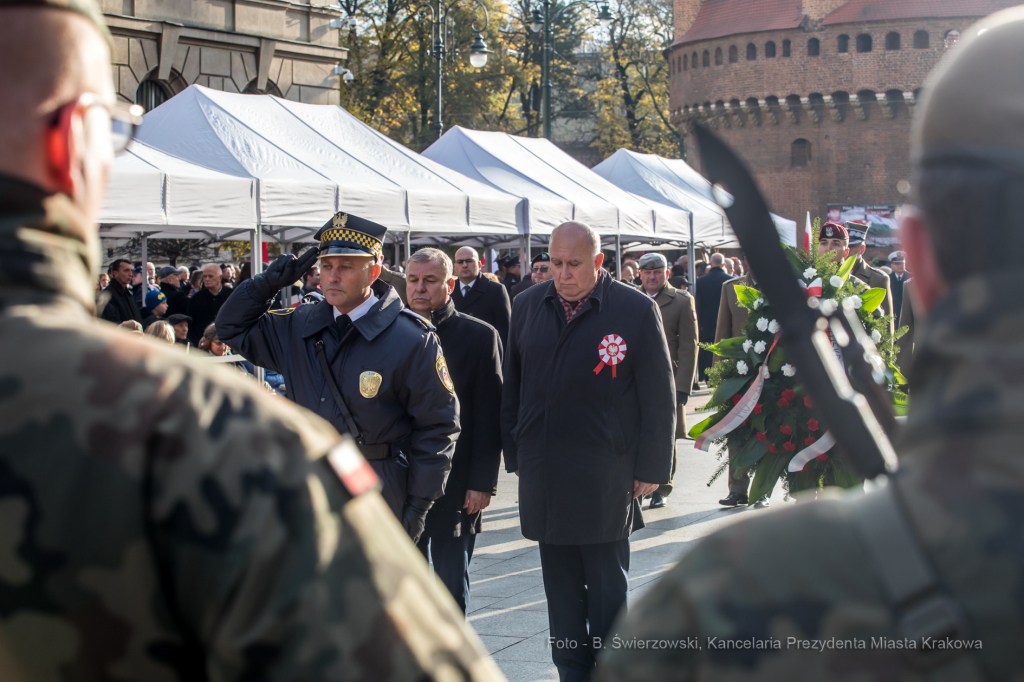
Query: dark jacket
xmin=160 ymin=281 xmax=188 ymax=317
xmin=502 ymin=272 xmax=521 ymax=298
xmin=453 ymin=273 xmax=511 ymax=346
xmin=216 ymin=278 xmax=459 ymax=513
xmin=186 ymin=285 xmax=232 ymax=345
xmin=100 ymin=279 xmax=142 ymax=325
xmin=694 ymin=266 xmax=732 ymax=341
xmin=424 ymin=299 xmax=503 ymax=537
xmin=501 ymin=273 xmax=676 ymax=545
xmin=889 ymin=271 xmax=910 ymax=328
xmin=510 ymin=276 xmax=534 ymax=300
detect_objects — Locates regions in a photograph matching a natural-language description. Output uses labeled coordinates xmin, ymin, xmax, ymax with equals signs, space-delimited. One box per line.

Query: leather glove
xmin=401 ymin=496 xmax=434 ymax=544
xmin=253 ymin=247 xmax=319 ymax=300
xmin=677 ymin=391 xmax=688 ymax=406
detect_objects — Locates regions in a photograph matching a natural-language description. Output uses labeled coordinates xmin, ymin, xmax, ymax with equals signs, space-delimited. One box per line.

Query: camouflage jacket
xmin=596 ymin=272 xmax=1024 ymax=680
xmin=0 ymin=175 xmax=504 ymax=682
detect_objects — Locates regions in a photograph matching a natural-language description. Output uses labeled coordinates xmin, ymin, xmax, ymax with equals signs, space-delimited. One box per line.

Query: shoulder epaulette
xmin=268 ymin=307 xmax=297 ymax=316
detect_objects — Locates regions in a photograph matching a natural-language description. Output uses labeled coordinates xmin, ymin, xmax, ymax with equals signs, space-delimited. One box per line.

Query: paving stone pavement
xmin=452 ymin=390 xmax=784 ymax=682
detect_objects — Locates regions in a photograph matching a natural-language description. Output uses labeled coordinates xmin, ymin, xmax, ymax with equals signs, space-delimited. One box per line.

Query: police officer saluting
xmin=217 ymin=212 xmax=460 ymax=542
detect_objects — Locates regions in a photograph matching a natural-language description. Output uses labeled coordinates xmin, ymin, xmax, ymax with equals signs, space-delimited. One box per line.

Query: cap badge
xmin=594 ymin=334 xmax=627 ymax=378
xmin=332 ymin=213 xmax=349 ymax=229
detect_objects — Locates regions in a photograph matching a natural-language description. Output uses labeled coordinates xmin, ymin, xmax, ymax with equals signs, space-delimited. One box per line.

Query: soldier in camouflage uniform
xmin=596 ymin=8 xmax=1024 ymax=680
xmin=0 ymin=2 xmax=504 ymax=680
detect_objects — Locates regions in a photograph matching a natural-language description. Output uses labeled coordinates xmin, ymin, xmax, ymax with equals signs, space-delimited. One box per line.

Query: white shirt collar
xmin=461 ymin=278 xmax=476 ymax=291
xmin=334 ymin=292 xmax=378 ymax=322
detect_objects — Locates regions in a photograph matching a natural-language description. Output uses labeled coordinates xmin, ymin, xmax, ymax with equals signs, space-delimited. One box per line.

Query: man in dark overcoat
xmin=452 ymin=245 xmax=511 ymax=345
xmin=501 ymin=221 xmax=675 ymax=682
xmin=693 ymin=252 xmax=732 ymax=382
xmin=217 ymin=212 xmax=460 ymax=544
xmin=406 ymin=247 xmax=503 ymax=614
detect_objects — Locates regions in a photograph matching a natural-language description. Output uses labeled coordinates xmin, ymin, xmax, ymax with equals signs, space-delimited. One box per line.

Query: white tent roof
xmin=133 ymin=85 xmax=523 ymax=242
xmin=592 ymin=149 xmax=797 ymax=247
xmin=422 ymin=127 xmax=690 ymax=239
xmin=99 ymin=141 xmax=257 ymax=239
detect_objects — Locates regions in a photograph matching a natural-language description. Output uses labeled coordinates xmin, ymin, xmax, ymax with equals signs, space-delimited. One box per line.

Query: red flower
xmin=804 ymin=395 xmax=813 ymax=408
xmin=756 ymin=431 xmax=767 ymax=442
xmin=783 ymin=441 xmax=796 ymax=452
xmin=753 ymin=403 xmax=763 ymax=415
xmin=804 ymin=436 xmax=816 ymax=446
xmin=766 ymin=444 xmax=778 ymax=453
xmin=782 ymin=389 xmax=796 ymax=402
xmin=777 ymin=399 xmax=790 ymax=408
xmin=780 ymin=425 xmax=793 ymax=435
xmin=731 ymin=394 xmax=742 ymax=405
xmin=816 ymin=453 xmax=829 ymax=461
xmin=807 ymin=419 xmax=819 ymax=432
xmin=742 ymin=418 xmax=748 ymax=426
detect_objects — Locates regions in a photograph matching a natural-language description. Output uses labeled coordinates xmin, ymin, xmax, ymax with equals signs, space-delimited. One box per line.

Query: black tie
xmin=336 ymin=314 xmax=352 ymax=338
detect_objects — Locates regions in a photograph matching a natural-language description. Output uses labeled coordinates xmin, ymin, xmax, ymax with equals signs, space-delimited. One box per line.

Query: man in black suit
xmin=888 ymin=250 xmax=911 ymax=328
xmin=406 ymin=247 xmax=503 ymax=615
xmin=694 ymin=253 xmax=732 ymax=382
xmin=451 ymin=246 xmax=511 ymax=345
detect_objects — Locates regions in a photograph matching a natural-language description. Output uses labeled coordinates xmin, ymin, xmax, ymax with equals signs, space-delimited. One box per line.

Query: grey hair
xmin=709 ymin=253 xmax=725 ymax=267
xmin=408 ymin=247 xmax=454 ymax=281
xmin=552 ymin=221 xmax=601 ymax=258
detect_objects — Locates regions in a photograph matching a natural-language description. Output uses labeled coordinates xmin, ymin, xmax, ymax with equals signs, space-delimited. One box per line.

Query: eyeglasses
xmin=532 ymin=266 xmax=550 ymax=273
xmin=51 ymin=94 xmax=144 ymax=156
xmin=454 ymin=258 xmax=477 ymax=265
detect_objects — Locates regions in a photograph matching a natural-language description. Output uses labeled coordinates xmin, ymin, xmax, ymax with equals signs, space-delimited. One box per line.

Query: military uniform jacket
xmin=0 ymin=176 xmax=501 ymax=682
xmin=652 ymin=284 xmax=699 ymax=396
xmin=452 ymin=272 xmax=511 ymax=346
xmin=501 ymin=273 xmax=676 ymax=545
xmin=851 ymin=255 xmax=895 ymax=334
xmin=216 ymin=278 xmax=459 ymax=510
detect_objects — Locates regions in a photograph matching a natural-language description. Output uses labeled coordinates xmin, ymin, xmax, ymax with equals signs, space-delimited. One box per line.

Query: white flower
xmin=753 ymin=298 xmax=764 ymax=310
xmin=844 ymin=295 xmax=863 ymax=309
xmin=736 ymin=361 xmax=749 ymax=375
xmin=820 ymin=299 xmax=838 ymax=315
xmin=756 ymin=317 xmax=769 ymax=332
xmin=768 ymin=319 xmax=780 ymax=334
xmin=830 ymin=275 xmax=844 ymax=288
xmin=782 ymin=363 xmax=796 ymax=377
xmin=742 ymin=339 xmax=752 ymax=352
xmin=763 ymin=367 xmax=770 ymax=379
xmin=803 ymin=267 xmax=817 ymax=280
xmin=754 ymin=340 xmax=766 ymax=354
xmin=871 ymin=329 xmax=882 ymax=343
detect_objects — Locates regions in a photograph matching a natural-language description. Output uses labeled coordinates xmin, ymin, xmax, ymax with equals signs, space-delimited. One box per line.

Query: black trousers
xmin=418 ymin=530 xmax=476 ymax=614
xmin=538 ymin=539 xmax=630 ymax=682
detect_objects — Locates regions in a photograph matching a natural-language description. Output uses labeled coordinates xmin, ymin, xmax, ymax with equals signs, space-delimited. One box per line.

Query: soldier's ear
xmin=44 ymin=100 xmax=78 ymax=196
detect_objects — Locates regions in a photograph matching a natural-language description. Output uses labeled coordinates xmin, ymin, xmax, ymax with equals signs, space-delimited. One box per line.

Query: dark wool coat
xmin=99 ymin=279 xmax=141 ymax=325
xmin=186 ymin=285 xmax=233 ymax=345
xmin=452 ymin=273 xmax=511 ymax=347
xmin=424 ymin=299 xmax=503 ymax=537
xmin=216 ymin=278 xmax=459 ymax=513
xmin=160 ymin=281 xmax=188 ymax=317
xmin=694 ymin=266 xmax=732 ymax=342
xmin=501 ymin=273 xmax=676 ymax=545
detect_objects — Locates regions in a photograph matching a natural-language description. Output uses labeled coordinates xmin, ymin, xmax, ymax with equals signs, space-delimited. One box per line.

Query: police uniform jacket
xmin=501 ymin=272 xmax=676 ymax=545
xmin=694 ymin=266 xmax=732 ymax=342
xmin=216 ymin=278 xmax=460 ymax=513
xmin=424 ymin=298 xmax=503 ymax=538
xmin=850 ymin=256 xmax=894 ymax=334
xmin=453 ymin=272 xmax=511 ymax=345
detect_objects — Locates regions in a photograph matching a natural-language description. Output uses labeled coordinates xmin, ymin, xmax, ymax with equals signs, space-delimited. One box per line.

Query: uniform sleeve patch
xmin=436 ymin=356 xmax=455 ymax=394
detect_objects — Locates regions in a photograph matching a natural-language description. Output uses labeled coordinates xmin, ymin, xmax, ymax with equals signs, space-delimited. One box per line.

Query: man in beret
xmin=512 ymin=252 xmax=553 ymax=299
xmin=157 ymin=264 xmax=187 ymax=316
xmin=889 ymin=251 xmax=911 ymax=327
xmin=217 ymin=211 xmax=460 ymax=542
xmin=502 ymin=254 xmax=522 ymax=296
xmin=166 ymin=312 xmax=192 ymax=348
xmin=818 ymin=221 xmax=894 ymax=334
xmin=638 ymin=252 xmax=698 ymax=509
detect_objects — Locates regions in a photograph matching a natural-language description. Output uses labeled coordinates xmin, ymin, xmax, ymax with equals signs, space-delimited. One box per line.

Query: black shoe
xmin=753 ymin=495 xmax=770 ymax=508
xmin=649 ymin=493 xmax=666 ymax=509
xmin=719 ymin=492 xmax=748 ymax=507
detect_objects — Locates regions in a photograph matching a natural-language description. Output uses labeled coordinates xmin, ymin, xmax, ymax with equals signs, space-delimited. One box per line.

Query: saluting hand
xmin=256 ymin=247 xmax=319 ymax=298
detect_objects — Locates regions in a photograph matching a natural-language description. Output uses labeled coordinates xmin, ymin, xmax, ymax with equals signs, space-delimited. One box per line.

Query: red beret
xmin=820 ymin=222 xmax=849 ymax=241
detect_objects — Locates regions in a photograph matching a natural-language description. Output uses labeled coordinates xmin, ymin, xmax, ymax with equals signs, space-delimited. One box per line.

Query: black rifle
xmin=692 ymin=123 xmax=898 ymax=480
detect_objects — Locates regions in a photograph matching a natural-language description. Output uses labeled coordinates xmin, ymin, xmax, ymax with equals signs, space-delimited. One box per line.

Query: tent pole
xmin=688 ymin=213 xmax=696 ymax=297
xmin=251 ymin=226 xmax=264 ymax=384
xmin=140 ymin=233 xmax=148 ymax=312
xmin=406 ymin=230 xmax=412 ymax=269
xmin=615 ymin=234 xmax=622 ymax=280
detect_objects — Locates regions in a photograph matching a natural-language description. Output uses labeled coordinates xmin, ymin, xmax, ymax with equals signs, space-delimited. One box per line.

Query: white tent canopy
xmin=593 ymin=149 xmax=797 ymax=247
xmin=100 ymin=141 xmax=257 ymax=239
xmin=133 ymin=85 xmax=523 ymax=243
xmin=422 ymin=127 xmax=690 ymax=239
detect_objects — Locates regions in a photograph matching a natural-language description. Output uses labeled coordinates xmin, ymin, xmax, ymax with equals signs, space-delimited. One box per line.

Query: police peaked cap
xmin=820 ymin=222 xmax=849 ymax=241
xmin=314 ymin=212 xmax=386 ymax=259
xmin=844 ymin=220 xmax=870 ymax=245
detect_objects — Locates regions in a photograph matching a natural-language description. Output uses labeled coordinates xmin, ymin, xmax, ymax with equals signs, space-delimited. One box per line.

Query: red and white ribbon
xmin=799 ymin=277 xmax=822 ymax=297
xmin=787 ymin=431 xmax=836 ymax=471
xmin=694 ymin=335 xmax=780 ymax=451
xmin=594 ymin=334 xmax=627 ymax=378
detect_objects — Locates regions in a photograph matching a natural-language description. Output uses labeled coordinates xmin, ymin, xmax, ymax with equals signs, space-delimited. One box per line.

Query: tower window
xmin=885 ymin=32 xmax=900 ymax=50
xmin=791 ymin=139 xmax=811 ymax=167
xmin=683 ymin=54 xmax=688 ymax=70
xmin=808 ymin=38 xmax=820 ymax=56
xmin=729 ymin=45 xmax=738 ymax=63
xmin=838 ymin=34 xmax=849 ymax=53
xmin=765 ymin=41 xmax=776 ymax=58
xmin=747 ymin=43 xmax=757 ymax=60
xmin=856 ymin=33 xmax=872 ymax=52
xmin=715 ymin=47 xmax=723 ymax=65
xmin=702 ymin=50 xmax=710 ymax=67
xmin=782 ymin=39 xmax=791 ymax=57
xmin=914 ymin=30 xmax=929 ymax=48
xmin=692 ymin=51 xmax=698 ymax=68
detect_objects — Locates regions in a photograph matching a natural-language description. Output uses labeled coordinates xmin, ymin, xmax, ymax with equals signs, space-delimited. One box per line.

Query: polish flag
xmin=804 ymin=212 xmax=813 ymax=252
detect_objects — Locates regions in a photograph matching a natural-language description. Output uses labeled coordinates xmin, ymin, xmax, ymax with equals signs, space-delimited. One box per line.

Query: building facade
xmin=668 ymin=0 xmax=1017 ymax=222
xmin=101 ymin=0 xmax=348 ymax=110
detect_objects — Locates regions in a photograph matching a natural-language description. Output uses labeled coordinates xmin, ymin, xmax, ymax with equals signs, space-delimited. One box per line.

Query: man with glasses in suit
xmin=452 ymin=246 xmax=511 ymax=346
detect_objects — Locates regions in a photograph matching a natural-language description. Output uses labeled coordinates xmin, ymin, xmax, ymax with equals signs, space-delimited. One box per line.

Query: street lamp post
xmin=427 ymin=0 xmax=492 ymax=139
xmin=528 ymin=0 xmax=612 ymax=140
